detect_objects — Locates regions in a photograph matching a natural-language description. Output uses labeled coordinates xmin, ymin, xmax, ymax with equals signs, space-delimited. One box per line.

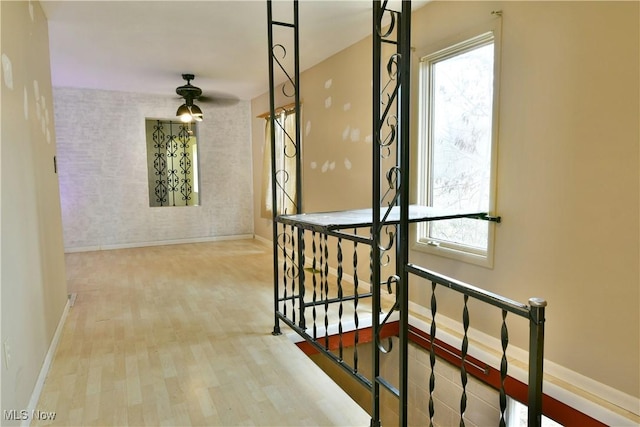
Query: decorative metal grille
xmin=145 ymin=119 xmax=199 ymax=207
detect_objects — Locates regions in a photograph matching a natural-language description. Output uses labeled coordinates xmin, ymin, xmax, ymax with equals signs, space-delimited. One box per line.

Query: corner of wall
xmin=1 ymin=0 xmax=68 ymax=418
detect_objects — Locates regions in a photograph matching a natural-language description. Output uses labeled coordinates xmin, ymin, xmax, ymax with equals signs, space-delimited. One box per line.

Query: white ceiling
xmin=42 ymin=1 xmax=427 ymax=103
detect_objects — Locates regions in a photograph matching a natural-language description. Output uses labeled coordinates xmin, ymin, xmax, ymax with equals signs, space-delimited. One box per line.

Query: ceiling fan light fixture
xmin=190 ymin=104 xmax=204 ymax=122
xmin=176 ymin=103 xmax=192 ymax=122
xmin=176 ymin=74 xmax=205 ymax=122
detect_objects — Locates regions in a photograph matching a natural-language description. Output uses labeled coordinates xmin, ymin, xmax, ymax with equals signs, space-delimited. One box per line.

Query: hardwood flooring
xmin=34 ymin=239 xmax=370 ymax=426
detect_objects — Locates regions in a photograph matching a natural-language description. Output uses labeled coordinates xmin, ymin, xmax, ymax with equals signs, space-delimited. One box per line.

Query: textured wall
xmin=1 ymin=0 xmax=68 ymax=421
xmin=54 ymin=87 xmax=254 ymax=250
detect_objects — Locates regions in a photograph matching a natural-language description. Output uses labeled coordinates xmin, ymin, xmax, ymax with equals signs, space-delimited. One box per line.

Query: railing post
xmin=398 ymin=1 xmax=411 ymax=426
xmin=528 ymin=297 xmax=547 ymax=427
xmin=267 ymin=0 xmax=300 ymax=336
xmin=371 ymin=2 xmax=382 ymax=425
xmin=292 ymin=0 xmax=305 ymax=331
xmin=266 ymin=0 xmax=281 ymax=336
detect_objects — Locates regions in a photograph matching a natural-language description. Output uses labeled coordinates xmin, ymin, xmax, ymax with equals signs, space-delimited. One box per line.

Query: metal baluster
xmin=290 ymin=224 xmax=296 ymax=325
xmin=282 ymin=226 xmax=288 ymax=319
xmin=337 ymin=237 xmax=344 ymax=360
xmin=282 ymin=225 xmax=293 ymax=317
xmin=312 ymin=231 xmax=318 ymax=340
xmin=323 ymin=233 xmax=330 ymax=350
xmin=499 ymin=309 xmax=509 ymax=427
xmin=353 ymin=230 xmax=359 ymax=372
xmin=460 ymin=294 xmax=470 ymax=427
xmin=319 ymin=231 xmax=326 ymax=337
xmin=428 ymin=282 xmax=437 ymax=427
xmin=298 ymin=229 xmax=305 ymax=329
xmin=369 ymin=227 xmax=374 ymax=295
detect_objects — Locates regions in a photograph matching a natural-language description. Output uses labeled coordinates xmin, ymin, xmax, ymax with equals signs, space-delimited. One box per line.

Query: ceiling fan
xmin=175 ymin=73 xmax=240 ymax=122
xmin=175 ymin=73 xmax=204 ymax=122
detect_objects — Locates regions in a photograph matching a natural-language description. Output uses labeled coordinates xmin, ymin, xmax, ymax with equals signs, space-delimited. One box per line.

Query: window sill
xmin=412 ymin=239 xmax=494 ymax=269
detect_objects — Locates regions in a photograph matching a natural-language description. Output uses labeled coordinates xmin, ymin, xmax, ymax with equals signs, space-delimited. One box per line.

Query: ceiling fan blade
xmin=172 ymin=74 xmax=240 ymax=107
xmin=196 ymin=94 xmax=240 ymax=107
xmin=196 ymin=95 xmax=216 ymax=103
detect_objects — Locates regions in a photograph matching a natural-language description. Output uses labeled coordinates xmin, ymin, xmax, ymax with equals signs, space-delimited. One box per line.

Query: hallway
xmin=34 ymin=240 xmax=369 ymax=426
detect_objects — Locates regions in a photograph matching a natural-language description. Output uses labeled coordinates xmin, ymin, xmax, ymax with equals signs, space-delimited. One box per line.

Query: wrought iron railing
xmin=274 ymin=227 xmax=387 ymax=391
xmin=266 ymin=1 xmax=547 ymax=426
xmin=273 ymin=225 xmax=547 ymax=426
xmin=405 ymin=263 xmax=547 ymax=427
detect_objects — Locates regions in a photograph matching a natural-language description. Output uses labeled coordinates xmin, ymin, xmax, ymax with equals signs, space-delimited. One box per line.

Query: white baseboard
xmin=64 ymin=234 xmax=254 ymax=253
xmin=408 ymin=301 xmax=640 ymax=426
xmin=253 ymin=234 xmax=271 ymax=246
xmin=23 ymin=295 xmax=72 ymax=427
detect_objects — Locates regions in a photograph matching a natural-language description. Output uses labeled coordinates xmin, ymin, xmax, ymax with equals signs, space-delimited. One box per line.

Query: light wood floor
xmin=34 ymin=239 xmax=370 ymax=426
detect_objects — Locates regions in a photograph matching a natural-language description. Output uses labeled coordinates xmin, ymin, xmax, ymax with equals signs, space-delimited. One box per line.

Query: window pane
xmin=262 ymin=111 xmax=297 ymax=217
xmin=508 ymin=398 xmax=564 ymax=427
xmin=429 ymin=43 xmax=493 ymax=249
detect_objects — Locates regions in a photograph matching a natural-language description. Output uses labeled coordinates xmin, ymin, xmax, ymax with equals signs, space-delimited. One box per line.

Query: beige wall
xmin=409 ymin=0 xmax=639 ymax=400
xmin=1 ymin=0 xmax=68 ymax=420
xmin=251 ymin=35 xmax=373 ymax=242
xmin=252 ymin=0 xmax=639 ymax=409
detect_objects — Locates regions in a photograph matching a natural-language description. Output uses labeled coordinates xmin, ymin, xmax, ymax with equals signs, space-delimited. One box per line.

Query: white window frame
xmin=414 ymin=23 xmax=501 ymax=268
xmin=507 ymin=397 xmax=564 ymax=427
xmin=261 ymin=108 xmax=297 ymax=218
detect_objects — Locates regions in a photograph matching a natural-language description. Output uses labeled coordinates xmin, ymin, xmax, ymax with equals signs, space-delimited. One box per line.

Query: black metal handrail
xmin=406 ymin=264 xmax=531 ymax=316
xmin=406 ymin=262 xmax=547 ymax=426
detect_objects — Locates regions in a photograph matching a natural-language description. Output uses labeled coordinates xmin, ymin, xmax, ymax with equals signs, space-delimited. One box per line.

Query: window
xmin=261 ymin=108 xmax=297 ymax=217
xmin=416 ymin=29 xmax=500 ymax=267
xmin=145 ymin=119 xmax=199 ymax=207
xmin=507 ymin=398 xmax=563 ymax=427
